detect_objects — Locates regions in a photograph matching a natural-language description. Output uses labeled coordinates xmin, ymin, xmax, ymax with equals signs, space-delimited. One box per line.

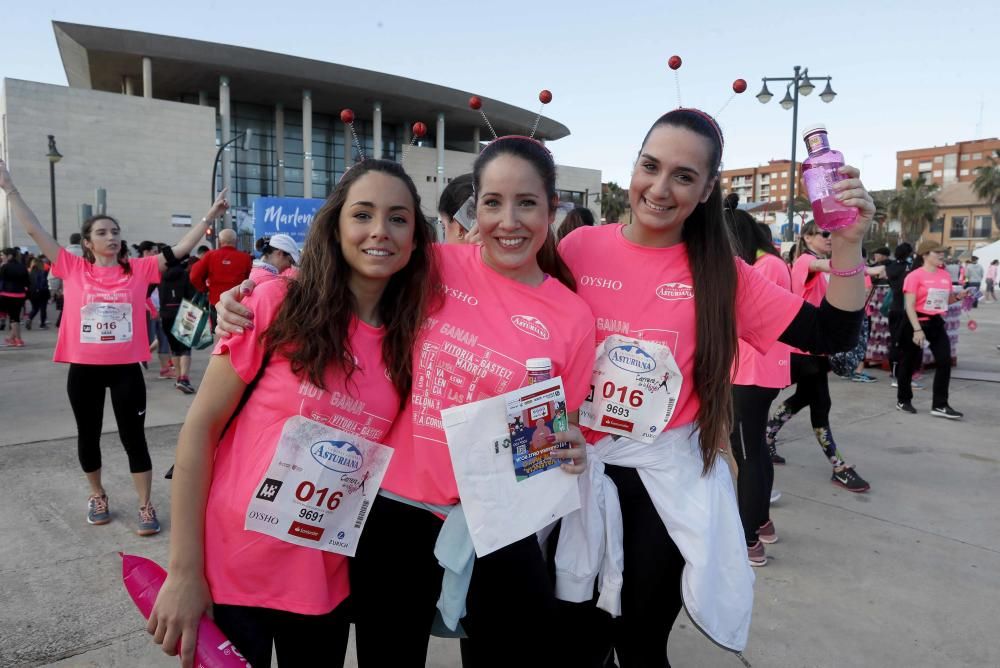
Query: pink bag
xmin=120 ymin=553 xmax=249 ymax=667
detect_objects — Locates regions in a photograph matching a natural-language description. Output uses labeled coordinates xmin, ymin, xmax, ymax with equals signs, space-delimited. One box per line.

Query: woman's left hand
xmin=548 ymin=424 xmax=588 ymax=475
xmin=830 ymin=165 xmax=875 ymax=245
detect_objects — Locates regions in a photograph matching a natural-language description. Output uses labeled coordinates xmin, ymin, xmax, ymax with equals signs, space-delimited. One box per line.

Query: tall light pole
xmin=209 ymin=129 xmax=252 ymax=247
xmin=756 ymin=67 xmax=837 ymax=241
xmin=46 ymin=135 xmax=62 ymax=241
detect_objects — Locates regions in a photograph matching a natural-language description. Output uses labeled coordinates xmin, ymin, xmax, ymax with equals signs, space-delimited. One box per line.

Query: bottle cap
xmin=801 ymin=123 xmax=827 ymax=140
xmin=526 ymin=358 xmax=552 ymax=372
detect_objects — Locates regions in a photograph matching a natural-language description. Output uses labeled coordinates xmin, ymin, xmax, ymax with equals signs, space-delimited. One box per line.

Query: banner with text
xmin=253 ymin=197 xmax=326 ymax=249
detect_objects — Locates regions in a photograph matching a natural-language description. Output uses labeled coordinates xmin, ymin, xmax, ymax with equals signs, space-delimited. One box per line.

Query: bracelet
xmin=829 ymin=261 xmax=865 ymax=278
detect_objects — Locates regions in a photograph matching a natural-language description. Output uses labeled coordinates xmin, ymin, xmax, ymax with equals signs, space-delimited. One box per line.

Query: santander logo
xmin=656 ymin=282 xmax=694 ymax=301
xmin=510 ymin=314 xmax=550 ymax=340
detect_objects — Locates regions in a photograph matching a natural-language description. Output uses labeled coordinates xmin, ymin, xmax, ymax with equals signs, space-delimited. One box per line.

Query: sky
xmin=2 ymin=0 xmax=998 ymax=192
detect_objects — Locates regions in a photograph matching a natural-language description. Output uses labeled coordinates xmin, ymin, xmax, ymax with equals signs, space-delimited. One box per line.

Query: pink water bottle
xmin=801 ymin=124 xmax=859 ymax=231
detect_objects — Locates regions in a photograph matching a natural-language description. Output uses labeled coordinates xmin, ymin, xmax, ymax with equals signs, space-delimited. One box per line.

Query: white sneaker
xmin=770 ymin=490 xmax=782 ymax=504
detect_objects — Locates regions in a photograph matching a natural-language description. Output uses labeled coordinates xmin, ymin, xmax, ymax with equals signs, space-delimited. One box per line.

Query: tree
xmin=887 ymin=177 xmax=939 ymax=243
xmin=972 ymin=149 xmax=1000 ymax=231
xmin=601 ymin=182 xmax=628 ymax=223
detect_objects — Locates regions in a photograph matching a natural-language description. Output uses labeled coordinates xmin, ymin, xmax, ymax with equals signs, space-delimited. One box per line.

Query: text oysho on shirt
xmin=558 ymin=224 xmax=803 ymax=439
xmin=51 ymin=248 xmax=161 ymax=365
xmin=734 ymin=253 xmax=793 ymax=389
xmin=204 ymin=278 xmax=399 ymax=615
xmin=381 ymin=243 xmax=597 ymax=506
xmin=904 ymin=266 xmax=953 ymax=315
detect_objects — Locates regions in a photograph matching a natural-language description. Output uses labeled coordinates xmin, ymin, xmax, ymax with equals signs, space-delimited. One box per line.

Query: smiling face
xmin=83 ymin=218 xmax=122 ymax=259
xmin=476 ymin=153 xmax=554 ymax=284
xmin=338 ymin=171 xmax=417 ymax=293
xmin=628 ymin=125 xmax=718 ymax=247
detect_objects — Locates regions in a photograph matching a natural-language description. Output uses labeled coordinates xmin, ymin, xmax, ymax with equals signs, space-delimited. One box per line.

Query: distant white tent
xmin=969 ymin=239 xmax=1000 ymax=290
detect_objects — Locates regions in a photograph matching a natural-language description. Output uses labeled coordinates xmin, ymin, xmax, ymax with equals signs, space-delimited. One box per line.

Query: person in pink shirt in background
xmin=724 ymin=198 xmax=792 ymax=567
xmin=895 ymin=240 xmax=968 ymax=418
xmin=0 ymin=157 xmax=225 ymax=536
xmin=149 ymin=159 xmax=437 ymax=668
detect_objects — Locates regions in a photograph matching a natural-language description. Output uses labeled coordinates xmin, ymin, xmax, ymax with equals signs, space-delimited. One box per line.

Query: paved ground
xmin=1 ymin=306 xmax=999 ymax=668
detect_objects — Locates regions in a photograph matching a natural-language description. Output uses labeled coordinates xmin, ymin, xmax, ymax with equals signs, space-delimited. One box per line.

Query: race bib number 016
xmin=579 ymin=335 xmax=683 ymax=444
xmin=80 ymin=302 xmax=134 ymax=344
xmin=245 ymin=415 xmax=393 ymax=557
xmin=924 ymin=287 xmax=950 ymax=313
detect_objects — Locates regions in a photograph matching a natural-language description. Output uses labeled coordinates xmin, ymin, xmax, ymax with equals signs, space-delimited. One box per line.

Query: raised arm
xmin=823 ymin=165 xmax=874 ymax=312
xmin=0 ymin=159 xmax=62 ymax=261
xmin=161 ymin=189 xmax=230 ymax=274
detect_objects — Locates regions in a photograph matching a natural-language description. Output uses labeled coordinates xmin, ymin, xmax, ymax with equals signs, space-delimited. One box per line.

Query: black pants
xmin=66 ymin=363 xmax=151 ymax=473
xmin=731 ymin=385 xmax=780 ymax=546
xmin=351 ymin=495 xmax=561 ymax=668
xmin=212 ymin=602 xmax=349 ymax=668
xmin=28 ymin=292 xmax=49 ymax=326
xmin=896 ymin=314 xmax=951 ymax=407
xmin=887 ymin=310 xmax=905 ymax=368
xmin=600 ymin=464 xmax=686 ymax=668
xmin=785 ymin=354 xmax=831 ymax=429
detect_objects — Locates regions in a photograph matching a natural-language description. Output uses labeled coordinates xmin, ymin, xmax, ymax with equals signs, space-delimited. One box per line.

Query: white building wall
xmin=1 ymin=78 xmax=215 ymax=250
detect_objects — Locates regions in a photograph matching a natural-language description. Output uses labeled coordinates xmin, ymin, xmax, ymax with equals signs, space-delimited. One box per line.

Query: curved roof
xmin=52 ymin=21 xmax=570 ymax=141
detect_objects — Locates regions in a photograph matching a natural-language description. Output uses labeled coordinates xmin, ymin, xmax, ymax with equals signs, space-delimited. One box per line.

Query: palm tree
xmin=887 ymin=177 xmax=939 ymax=243
xmin=601 ymin=182 xmax=628 ymax=223
xmin=972 ymin=149 xmax=1000 ymax=232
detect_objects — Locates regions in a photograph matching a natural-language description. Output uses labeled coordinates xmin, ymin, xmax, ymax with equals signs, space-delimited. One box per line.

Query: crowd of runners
xmin=0 ymin=99 xmax=985 ymax=668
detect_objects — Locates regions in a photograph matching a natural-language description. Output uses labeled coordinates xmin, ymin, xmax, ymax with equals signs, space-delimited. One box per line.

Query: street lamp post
xmin=46 ymin=135 xmax=62 ymax=242
xmin=756 ymin=67 xmax=837 ymax=241
xmin=209 ymin=129 xmax=252 ymax=247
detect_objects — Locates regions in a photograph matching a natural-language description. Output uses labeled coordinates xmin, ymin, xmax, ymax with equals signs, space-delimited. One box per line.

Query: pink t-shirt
xmin=734 ymin=253 xmax=792 ymax=389
xmin=903 ymin=266 xmax=952 ymax=316
xmin=381 ymin=243 xmax=597 ymax=506
xmin=559 ymin=224 xmax=803 ymax=438
xmin=51 ymin=248 xmax=161 ymax=365
xmin=791 ymin=251 xmax=828 ymax=306
xmin=205 ymin=279 xmax=399 ymax=614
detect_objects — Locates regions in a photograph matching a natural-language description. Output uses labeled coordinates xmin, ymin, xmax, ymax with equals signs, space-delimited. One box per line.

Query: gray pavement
xmin=1 ymin=308 xmax=999 ymax=668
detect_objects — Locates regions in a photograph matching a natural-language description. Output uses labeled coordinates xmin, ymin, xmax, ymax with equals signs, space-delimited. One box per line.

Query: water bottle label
xmin=805 ymin=132 xmax=830 ymax=155
xmin=803 ymin=167 xmax=840 ymax=200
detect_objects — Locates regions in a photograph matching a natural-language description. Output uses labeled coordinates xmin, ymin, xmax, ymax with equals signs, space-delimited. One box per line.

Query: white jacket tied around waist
xmin=554 ymin=427 xmax=755 ymax=652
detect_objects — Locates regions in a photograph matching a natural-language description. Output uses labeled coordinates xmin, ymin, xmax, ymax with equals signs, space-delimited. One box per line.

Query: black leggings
xmin=66 ymin=363 xmax=151 ymax=473
xmin=731 ymin=385 xmax=780 ymax=546
xmin=212 ymin=602 xmax=349 ymax=668
xmin=350 ymin=495 xmax=561 ymax=668
xmin=896 ymin=314 xmax=951 ymax=407
xmin=785 ymin=354 xmax=831 ymax=428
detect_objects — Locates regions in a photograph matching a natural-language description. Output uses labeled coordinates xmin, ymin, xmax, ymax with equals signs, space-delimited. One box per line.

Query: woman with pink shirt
xmin=217 ymin=137 xmax=594 ymax=667
xmin=894 ymin=240 xmax=967 ymax=418
xmin=553 ymin=108 xmax=873 ymax=666
xmin=724 ymin=200 xmax=791 ymax=567
xmin=0 ymin=158 xmax=226 ymax=536
xmin=149 ymin=159 xmax=437 ymax=668
xmin=764 ymin=220 xmax=872 ymax=493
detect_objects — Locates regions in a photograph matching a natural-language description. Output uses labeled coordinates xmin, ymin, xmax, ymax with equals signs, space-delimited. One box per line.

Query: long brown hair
xmin=640 ymin=109 xmax=737 ymax=474
xmin=81 ymin=215 xmax=132 ymax=275
xmin=472 ymin=136 xmax=576 ymax=291
xmin=794 ymin=220 xmax=822 ymax=260
xmin=263 ymin=159 xmax=439 ymax=404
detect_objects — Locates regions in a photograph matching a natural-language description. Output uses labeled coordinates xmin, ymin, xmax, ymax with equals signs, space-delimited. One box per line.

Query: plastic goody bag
xmin=171 ymin=294 xmax=214 ymax=350
xmin=120 ymin=553 xmax=250 ymax=667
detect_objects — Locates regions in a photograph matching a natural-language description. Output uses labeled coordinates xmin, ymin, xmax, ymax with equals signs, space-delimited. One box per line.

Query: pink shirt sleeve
xmin=213 ymin=279 xmax=288 ymax=383
xmin=790 ymin=253 xmax=813 ymax=297
xmin=736 ymin=259 xmax=803 ymax=355
xmin=52 ymin=247 xmax=86 ymax=279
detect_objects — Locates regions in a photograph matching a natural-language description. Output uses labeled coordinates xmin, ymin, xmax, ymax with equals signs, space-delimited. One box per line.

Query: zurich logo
xmin=510 ymin=314 xmax=551 ymax=340
xmin=608 ymin=345 xmax=656 ymax=373
xmin=311 ymin=440 xmax=364 ymax=473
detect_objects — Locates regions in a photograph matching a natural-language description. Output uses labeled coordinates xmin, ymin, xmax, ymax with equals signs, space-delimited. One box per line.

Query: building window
xmin=961 ymin=154 xmax=970 ymax=162
xmin=929 ymin=217 xmax=945 ymax=234
xmin=973 ymin=152 xmax=983 ymax=160
xmin=557 ymin=189 xmax=585 ymax=206
xmin=903 ymin=159 xmax=912 ymax=166
xmin=781 ymin=171 xmax=788 ymax=178
xmin=722 ymin=177 xmax=728 ymax=183
xmin=933 ymin=155 xmax=943 ymax=163
xmin=960 ymin=169 xmax=970 ymax=176
xmin=933 ymin=170 xmax=942 ymax=178
xmin=918 ymin=161 xmax=932 ymax=171
xmin=903 ymin=172 xmax=912 ymax=181
xmin=950 ymin=216 xmax=969 ymax=238
xmin=781 ymin=183 xmax=787 ymax=190
xmin=973 ymin=215 xmax=993 ymax=237
xmin=919 ymin=171 xmax=932 ymax=181
xmin=781 ymin=196 xmax=787 ymax=202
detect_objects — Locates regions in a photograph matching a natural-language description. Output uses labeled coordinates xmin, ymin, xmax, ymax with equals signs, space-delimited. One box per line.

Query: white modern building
xmin=1 ymin=21 xmax=601 ymax=249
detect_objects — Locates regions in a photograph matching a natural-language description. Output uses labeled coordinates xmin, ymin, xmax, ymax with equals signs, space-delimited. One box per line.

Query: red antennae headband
xmin=666 ymin=54 xmax=747 ymax=147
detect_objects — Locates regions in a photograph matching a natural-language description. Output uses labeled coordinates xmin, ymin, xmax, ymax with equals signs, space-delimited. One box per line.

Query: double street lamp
xmin=756 ymin=66 xmax=837 ymax=241
xmin=46 ymin=135 xmax=62 ymax=241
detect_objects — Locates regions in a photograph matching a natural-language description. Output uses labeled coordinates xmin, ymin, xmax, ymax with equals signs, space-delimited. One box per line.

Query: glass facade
xmin=212 ymin=101 xmax=403 ymax=210
xmin=557 ymin=189 xmax=586 ymax=207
